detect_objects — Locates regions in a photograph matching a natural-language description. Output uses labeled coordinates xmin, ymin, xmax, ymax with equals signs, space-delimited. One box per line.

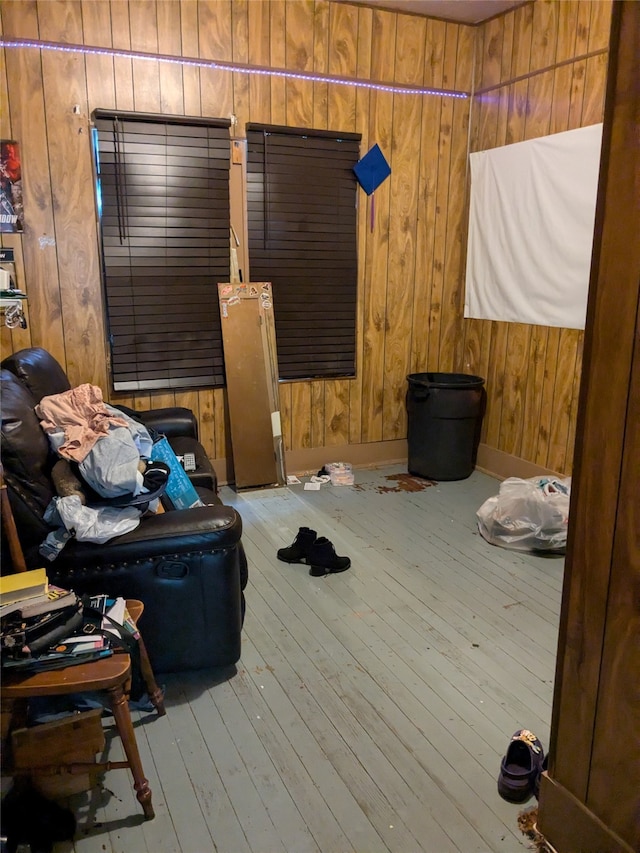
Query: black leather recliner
xmin=1 ymin=348 xmax=247 ymax=675
xmin=2 ymin=346 xmax=218 ymax=492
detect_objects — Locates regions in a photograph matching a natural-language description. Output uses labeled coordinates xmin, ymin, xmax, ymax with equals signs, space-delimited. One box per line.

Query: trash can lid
xmin=407 ymin=372 xmax=484 ymax=390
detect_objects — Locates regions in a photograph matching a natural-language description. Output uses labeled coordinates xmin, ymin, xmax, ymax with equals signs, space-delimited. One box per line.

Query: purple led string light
xmin=0 ymin=38 xmax=469 ymax=100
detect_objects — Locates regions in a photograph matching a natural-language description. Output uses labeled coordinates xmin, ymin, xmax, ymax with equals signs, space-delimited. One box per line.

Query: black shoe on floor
xmin=277 ymin=526 xmax=317 ymax=564
xmin=497 ymin=729 xmax=545 ymax=804
xmin=308 ymin=537 xmax=351 ymax=576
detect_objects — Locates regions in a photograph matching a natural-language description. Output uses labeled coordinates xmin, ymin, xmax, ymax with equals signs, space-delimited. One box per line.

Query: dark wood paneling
xmin=540 ymin=3 xmax=640 ymax=849
xmin=588 ymin=302 xmax=640 ymax=843
xmin=539 ymin=775 xmax=634 ymax=853
xmin=465 ymin=0 xmax=612 ymax=475
xmin=382 ymin=14 xmax=424 ymax=439
xmin=0 ymin=0 xmax=611 ymax=476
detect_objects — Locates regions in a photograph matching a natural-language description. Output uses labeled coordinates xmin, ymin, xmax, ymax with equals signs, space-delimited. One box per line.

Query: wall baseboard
xmin=211 ymin=440 xmax=407 ymax=486
xmin=476 ymin=444 xmax=565 ymax=481
xmin=212 ymin=441 xmax=563 ymax=487
xmin=211 ymin=457 xmax=234 ymax=488
xmin=285 ymin=439 xmax=408 ymax=477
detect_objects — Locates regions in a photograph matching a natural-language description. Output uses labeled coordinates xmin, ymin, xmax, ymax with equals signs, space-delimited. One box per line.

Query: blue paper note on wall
xmin=353 ymin=144 xmax=391 ymax=195
xmin=151 ymin=436 xmax=203 ymax=510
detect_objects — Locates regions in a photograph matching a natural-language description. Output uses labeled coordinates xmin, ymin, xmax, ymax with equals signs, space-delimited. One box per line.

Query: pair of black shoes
xmin=277 ymin=526 xmax=351 ymax=577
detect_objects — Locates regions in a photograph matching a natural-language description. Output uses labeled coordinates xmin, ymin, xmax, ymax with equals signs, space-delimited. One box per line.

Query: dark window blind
xmin=246 ymin=124 xmax=361 ymax=380
xmin=93 ymin=110 xmax=231 ymax=391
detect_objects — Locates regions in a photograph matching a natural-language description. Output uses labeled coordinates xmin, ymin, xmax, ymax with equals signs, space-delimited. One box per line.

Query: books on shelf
xmin=47 ymin=596 xmax=134 ymax=661
xmin=52 ymin=634 xmax=107 ymax=655
xmin=2 ymin=647 xmax=114 ymax=672
xmin=105 ymin=596 xmax=126 ymax=631
xmin=1 ymin=585 xmax=75 ymax=620
xmin=0 ymin=568 xmax=48 ymax=608
xmin=88 ymin=594 xmax=137 ymax=637
xmin=1 ymin=589 xmax=139 ymax=674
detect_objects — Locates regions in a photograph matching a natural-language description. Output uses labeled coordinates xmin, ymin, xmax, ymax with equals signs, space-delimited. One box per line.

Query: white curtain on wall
xmin=464 ymin=123 xmax=603 ymax=330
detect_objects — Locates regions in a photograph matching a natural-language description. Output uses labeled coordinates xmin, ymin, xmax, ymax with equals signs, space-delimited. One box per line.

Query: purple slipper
xmin=497 ymin=729 xmax=545 ymax=803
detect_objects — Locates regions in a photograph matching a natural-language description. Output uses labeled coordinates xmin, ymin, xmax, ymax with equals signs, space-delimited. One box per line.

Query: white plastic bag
xmin=53 ymin=495 xmax=141 ymax=544
xmin=476 ymin=476 xmax=571 ymax=553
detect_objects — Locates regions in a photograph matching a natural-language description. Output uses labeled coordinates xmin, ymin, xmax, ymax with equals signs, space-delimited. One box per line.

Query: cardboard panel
xmin=218 ymin=282 xmax=285 ymax=489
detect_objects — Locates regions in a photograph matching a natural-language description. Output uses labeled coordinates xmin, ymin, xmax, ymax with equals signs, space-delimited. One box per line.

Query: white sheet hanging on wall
xmin=464 ymin=123 xmax=603 ymax=330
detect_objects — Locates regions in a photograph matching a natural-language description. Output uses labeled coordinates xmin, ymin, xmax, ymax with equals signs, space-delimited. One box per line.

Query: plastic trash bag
xmin=44 ymin=495 xmax=141 ymax=546
xmin=476 ymin=476 xmax=571 ymax=553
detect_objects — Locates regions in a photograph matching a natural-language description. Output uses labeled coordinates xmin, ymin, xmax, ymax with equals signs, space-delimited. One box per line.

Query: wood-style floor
xmin=62 ymin=466 xmax=563 ymax=852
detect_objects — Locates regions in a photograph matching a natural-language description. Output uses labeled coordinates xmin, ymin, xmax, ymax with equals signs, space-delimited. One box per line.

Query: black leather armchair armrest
xmin=114 ymin=405 xmax=217 ymax=492
xmin=47 ymin=505 xmax=247 ymax=673
xmin=114 ymin=403 xmax=217 ymax=492
xmin=123 ymin=406 xmax=199 ymax=440
xmin=52 ymin=504 xmax=242 ymax=569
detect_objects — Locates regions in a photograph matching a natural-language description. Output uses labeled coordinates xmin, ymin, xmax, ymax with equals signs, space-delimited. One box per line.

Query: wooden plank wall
xmin=0 ymin=0 xmax=472 ymax=472
xmin=466 ymin=0 xmax=612 ymax=475
xmin=539 ymin=4 xmax=640 ymax=848
xmin=0 ymin=1 xmax=611 ymax=477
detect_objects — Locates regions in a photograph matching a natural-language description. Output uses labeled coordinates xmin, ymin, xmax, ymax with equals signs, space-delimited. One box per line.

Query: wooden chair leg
xmin=137 ymin=634 xmax=166 ymax=716
xmin=125 ymin=600 xmax=165 ymax=717
xmin=107 ymin=683 xmax=154 ymax=820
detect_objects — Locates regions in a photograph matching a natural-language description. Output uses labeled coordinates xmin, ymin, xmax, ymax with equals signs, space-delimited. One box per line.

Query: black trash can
xmin=406 ymin=372 xmax=485 ymax=481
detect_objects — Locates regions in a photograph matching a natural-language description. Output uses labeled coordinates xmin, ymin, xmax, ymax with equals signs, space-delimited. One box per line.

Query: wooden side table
xmin=1 ymin=598 xmax=165 ymax=820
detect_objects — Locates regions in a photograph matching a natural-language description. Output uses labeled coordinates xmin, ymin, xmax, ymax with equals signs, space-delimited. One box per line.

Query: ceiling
xmin=338 ymin=0 xmax=527 ymax=25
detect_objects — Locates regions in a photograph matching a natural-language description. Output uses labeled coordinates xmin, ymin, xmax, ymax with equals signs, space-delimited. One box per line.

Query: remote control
xmin=182 ymin=452 xmax=197 ymax=472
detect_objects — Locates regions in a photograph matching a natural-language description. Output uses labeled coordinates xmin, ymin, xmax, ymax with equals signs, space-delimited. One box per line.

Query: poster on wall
xmin=0 ymin=140 xmax=24 ymax=233
xmin=464 ymin=123 xmax=603 ymax=330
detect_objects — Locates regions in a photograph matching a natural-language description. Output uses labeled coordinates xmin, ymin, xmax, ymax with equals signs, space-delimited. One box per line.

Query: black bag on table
xmin=0 ymin=597 xmax=143 ymax=698
xmin=1 ymin=597 xmax=83 ymax=659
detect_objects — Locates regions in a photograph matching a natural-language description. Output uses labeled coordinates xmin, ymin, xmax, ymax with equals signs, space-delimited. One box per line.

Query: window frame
xmin=92 ymin=109 xmax=231 ymax=393
xmin=245 ymin=123 xmax=361 ymax=382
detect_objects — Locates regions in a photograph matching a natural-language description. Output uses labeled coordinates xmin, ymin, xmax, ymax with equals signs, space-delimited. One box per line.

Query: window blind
xmin=93 ymin=110 xmax=231 ymax=391
xmin=246 ymin=124 xmax=361 ymax=380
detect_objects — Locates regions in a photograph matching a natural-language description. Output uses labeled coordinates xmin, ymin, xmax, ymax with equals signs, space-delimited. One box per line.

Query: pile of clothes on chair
xmin=1 ymin=347 xmax=247 ymax=674
xmin=36 ymin=382 xmax=171 ymax=561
